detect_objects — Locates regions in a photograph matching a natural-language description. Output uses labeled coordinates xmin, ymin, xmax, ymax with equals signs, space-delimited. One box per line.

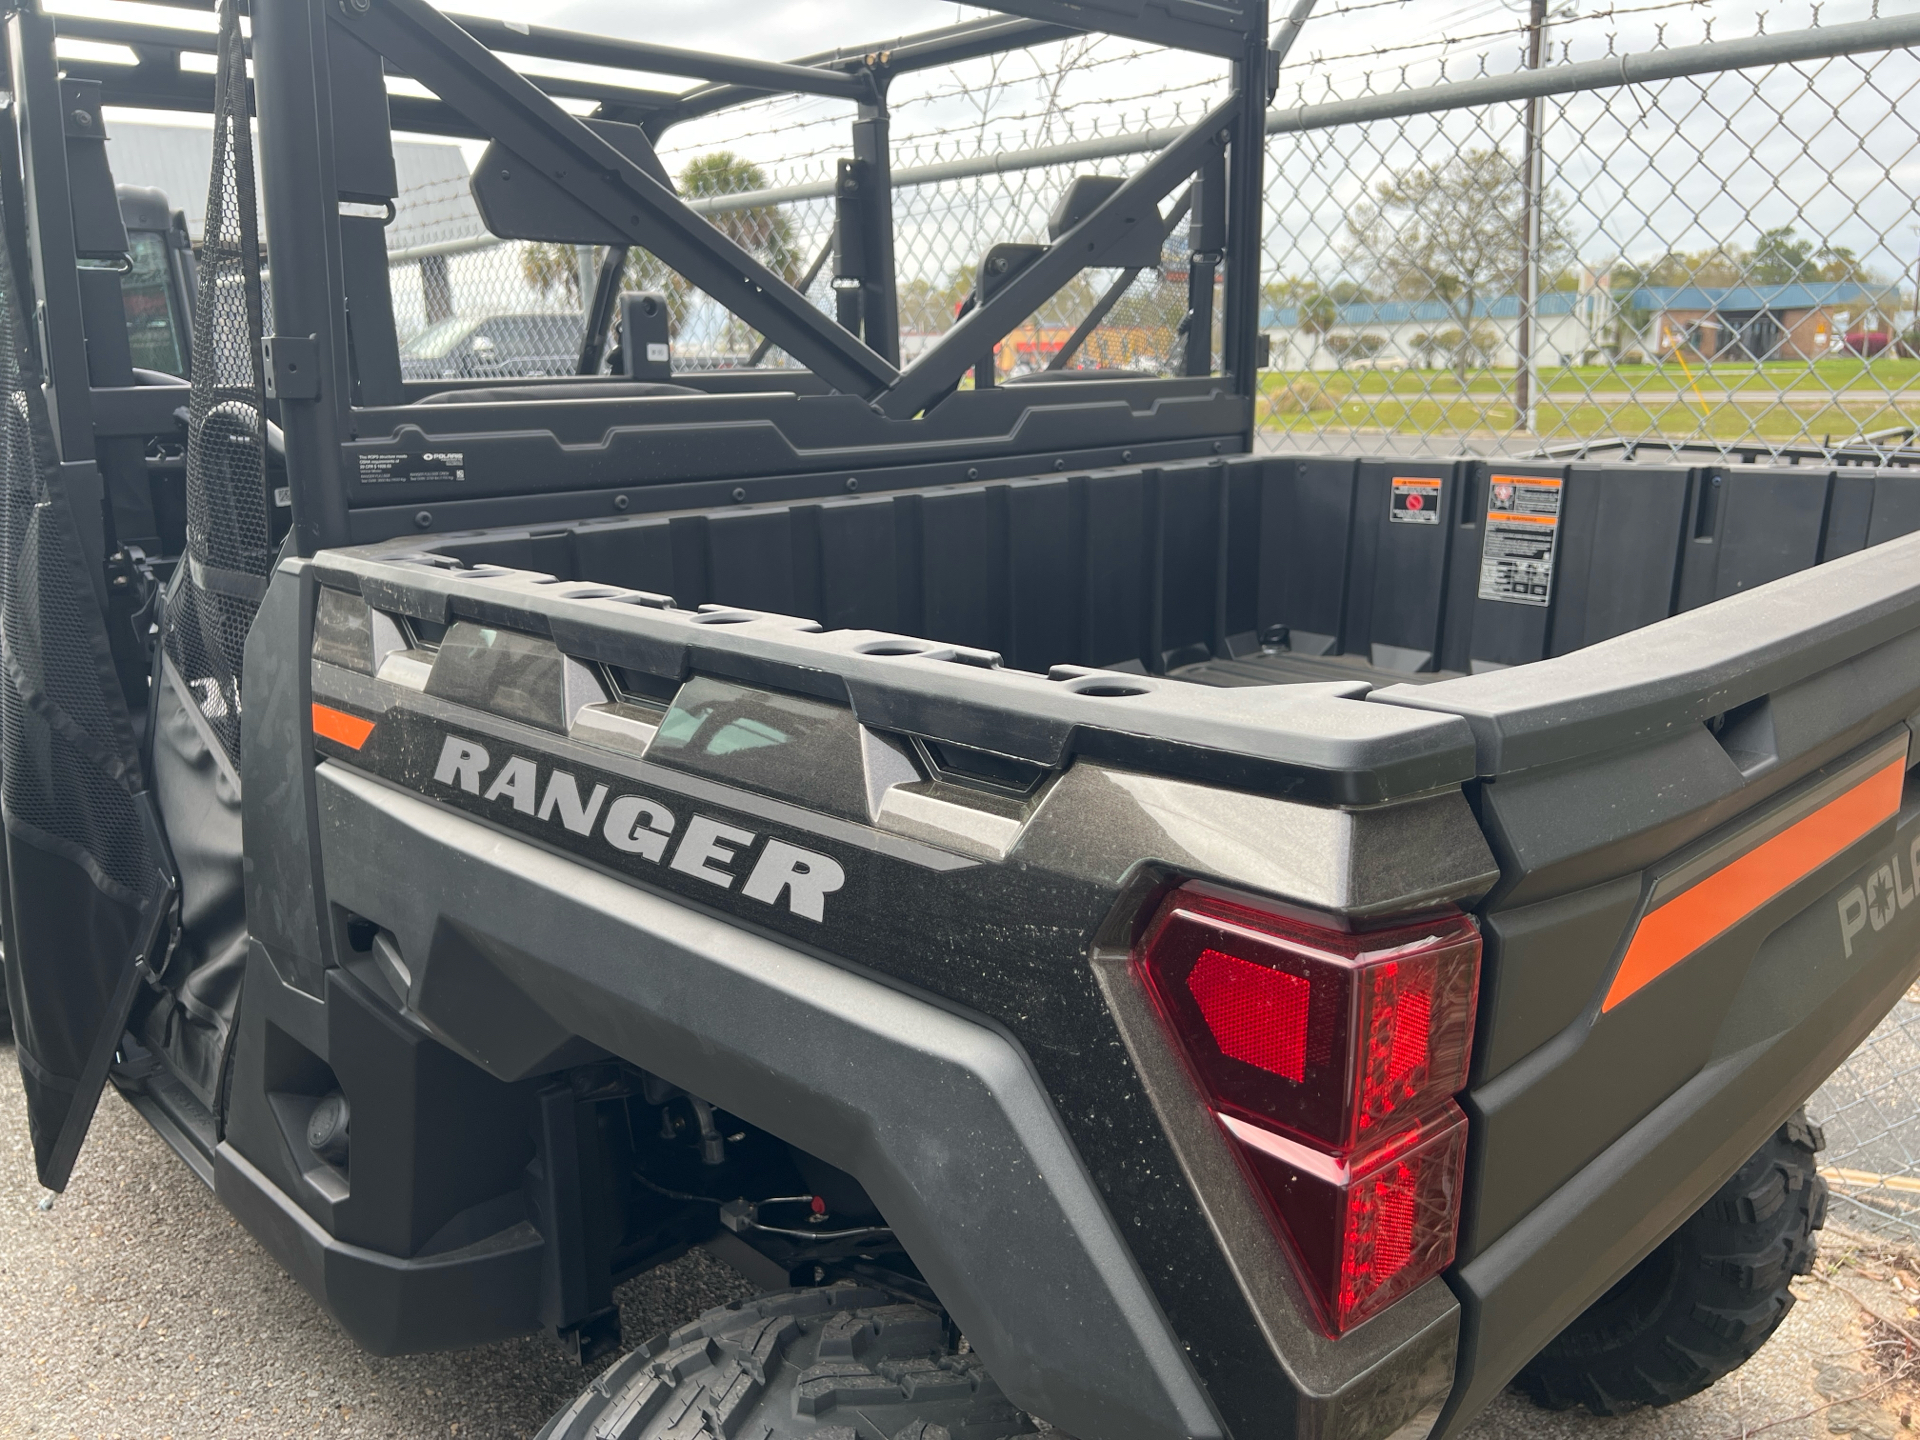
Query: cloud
xmin=454 ymin=0 xmax=985 ymax=58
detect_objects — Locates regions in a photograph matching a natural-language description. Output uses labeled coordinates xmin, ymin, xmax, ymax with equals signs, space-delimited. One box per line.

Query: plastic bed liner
xmin=1171 ymin=651 xmax=1461 ymax=688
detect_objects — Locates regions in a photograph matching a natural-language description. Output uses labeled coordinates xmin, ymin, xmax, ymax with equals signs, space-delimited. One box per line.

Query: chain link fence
xmin=383 ymin=0 xmax=1920 ymax=467
xmin=1814 ymin=988 xmax=1920 ymax=1239
xmin=1262 ymin=9 xmax=1920 ymax=460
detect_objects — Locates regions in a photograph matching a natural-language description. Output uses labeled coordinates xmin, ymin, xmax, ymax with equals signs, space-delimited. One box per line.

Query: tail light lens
xmin=1134 ymin=884 xmax=1480 ymax=1335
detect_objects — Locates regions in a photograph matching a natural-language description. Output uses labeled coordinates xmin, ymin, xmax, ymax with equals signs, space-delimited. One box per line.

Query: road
xmin=1810 ymin=988 xmax=1920 ymax=1240
xmin=0 ymin=1031 xmax=1908 ymax=1440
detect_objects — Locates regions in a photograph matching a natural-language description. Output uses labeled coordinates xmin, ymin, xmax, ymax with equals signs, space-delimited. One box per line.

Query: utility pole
xmin=1514 ymin=0 xmax=1548 ymax=435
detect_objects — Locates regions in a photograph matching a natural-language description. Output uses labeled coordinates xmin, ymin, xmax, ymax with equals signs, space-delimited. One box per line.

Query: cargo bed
xmin=403 ymin=453 xmax=1920 ymax=691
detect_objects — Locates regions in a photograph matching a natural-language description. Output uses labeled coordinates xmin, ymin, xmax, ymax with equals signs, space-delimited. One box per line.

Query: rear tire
xmin=1514 ymin=1109 xmax=1828 ymax=1416
xmin=537 ymin=1283 xmax=1038 ymax=1440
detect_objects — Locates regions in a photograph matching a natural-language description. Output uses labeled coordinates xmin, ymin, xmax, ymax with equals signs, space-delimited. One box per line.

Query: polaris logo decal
xmin=1839 ymin=833 xmax=1920 ymax=958
xmin=433 ymin=735 xmax=845 ymax=922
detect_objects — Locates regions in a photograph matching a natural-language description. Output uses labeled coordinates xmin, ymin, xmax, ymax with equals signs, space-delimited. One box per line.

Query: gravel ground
xmin=0 ymin=1038 xmax=755 ymax=1439
xmin=4 ymin=1032 xmax=1918 ymax=1440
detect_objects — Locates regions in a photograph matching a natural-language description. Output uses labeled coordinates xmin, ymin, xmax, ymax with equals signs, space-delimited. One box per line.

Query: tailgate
xmin=1378 ymin=529 xmax=1920 ymax=1434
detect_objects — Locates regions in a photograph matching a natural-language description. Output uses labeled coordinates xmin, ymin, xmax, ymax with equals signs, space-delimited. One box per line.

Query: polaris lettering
xmin=1838 ymin=834 xmax=1920 ymax=957
xmin=430 ymin=734 xmax=845 ymax=922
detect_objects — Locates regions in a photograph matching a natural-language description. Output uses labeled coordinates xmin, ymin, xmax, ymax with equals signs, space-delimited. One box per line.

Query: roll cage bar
xmin=22 ymin=0 xmax=1277 ymax=556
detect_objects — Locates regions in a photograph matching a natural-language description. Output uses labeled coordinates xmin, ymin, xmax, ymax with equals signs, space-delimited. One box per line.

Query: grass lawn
xmin=1262 ymin=394 xmax=1915 ymax=443
xmin=1259 ymin=359 xmax=1920 ymax=442
xmin=1258 ymin=357 xmax=1920 ymax=402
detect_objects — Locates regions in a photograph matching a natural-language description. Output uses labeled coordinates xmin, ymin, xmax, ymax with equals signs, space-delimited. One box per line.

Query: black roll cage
xmin=21 ymin=0 xmax=1275 ymax=556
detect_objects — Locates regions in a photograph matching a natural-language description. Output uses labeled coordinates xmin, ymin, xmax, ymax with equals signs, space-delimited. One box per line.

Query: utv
xmin=1 ymin=0 xmax=1915 ymax=1436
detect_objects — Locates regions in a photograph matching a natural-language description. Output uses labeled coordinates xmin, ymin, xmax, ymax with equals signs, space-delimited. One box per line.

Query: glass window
xmin=120 ymin=230 xmax=185 ymax=377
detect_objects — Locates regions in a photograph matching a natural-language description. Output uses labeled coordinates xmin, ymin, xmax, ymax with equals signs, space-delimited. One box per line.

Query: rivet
xmin=613 ymin=493 xmax=630 ymax=511
xmin=414 ymin=510 xmax=432 ymax=529
xmin=967 ymin=468 xmax=979 ymax=480
xmin=732 ymin=487 xmax=747 ymax=503
xmin=845 ymin=477 xmax=860 ymax=492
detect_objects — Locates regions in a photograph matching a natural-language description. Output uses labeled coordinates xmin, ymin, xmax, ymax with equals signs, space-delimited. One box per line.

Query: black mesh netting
xmin=0 ymin=86 xmax=162 ymax=1186
xmin=162 ymin=0 xmax=271 ymax=769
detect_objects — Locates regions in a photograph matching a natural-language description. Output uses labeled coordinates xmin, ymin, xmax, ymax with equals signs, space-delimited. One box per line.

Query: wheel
xmin=537 ymin=1283 xmax=1039 ymax=1440
xmin=1514 ymin=1109 xmax=1829 ymax=1416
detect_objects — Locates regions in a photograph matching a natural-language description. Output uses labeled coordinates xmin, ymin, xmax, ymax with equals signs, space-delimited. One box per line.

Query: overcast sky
xmin=77 ymin=0 xmax=1920 ymax=278
xmin=446 ymin=0 xmax=987 ymax=56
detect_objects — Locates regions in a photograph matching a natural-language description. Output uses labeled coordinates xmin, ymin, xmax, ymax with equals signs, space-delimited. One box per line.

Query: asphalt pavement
xmin=0 ymin=1037 xmax=755 ymax=1438
xmin=0 ymin=1033 xmax=1908 ymax=1440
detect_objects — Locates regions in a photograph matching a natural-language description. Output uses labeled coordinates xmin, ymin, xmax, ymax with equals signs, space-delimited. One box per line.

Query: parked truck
xmin=3 ymin=1 xmax=1919 ymax=1437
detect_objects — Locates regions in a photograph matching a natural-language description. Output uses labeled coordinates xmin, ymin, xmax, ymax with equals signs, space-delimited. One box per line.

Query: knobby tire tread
xmin=1513 ymin=1110 xmax=1829 ymax=1416
xmin=537 ymin=1283 xmax=1038 ymax=1440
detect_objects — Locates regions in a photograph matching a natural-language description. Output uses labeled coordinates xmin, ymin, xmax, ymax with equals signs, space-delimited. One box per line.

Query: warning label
xmin=357 ymin=450 xmax=467 ymax=486
xmin=1390 ymin=474 xmax=1442 ymax=524
xmin=1478 ymin=473 xmax=1562 ymax=607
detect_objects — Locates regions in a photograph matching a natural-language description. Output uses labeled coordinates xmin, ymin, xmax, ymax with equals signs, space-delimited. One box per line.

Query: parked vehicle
xmin=5 ymin=3 xmax=1920 ymax=1440
xmin=398 ymin=311 xmax=588 ymax=380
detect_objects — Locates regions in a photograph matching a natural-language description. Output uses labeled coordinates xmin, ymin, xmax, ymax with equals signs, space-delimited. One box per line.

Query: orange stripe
xmin=1603 ymin=758 xmax=1906 ymax=1011
xmin=312 ymin=702 xmax=376 ymax=750
xmin=1489 ymin=474 xmax=1562 ymax=487
xmin=1485 ymin=512 xmax=1557 ymax=524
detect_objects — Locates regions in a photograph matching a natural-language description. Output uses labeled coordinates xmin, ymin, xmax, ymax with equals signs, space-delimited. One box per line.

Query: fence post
xmin=1515 ymin=0 xmax=1547 ymax=434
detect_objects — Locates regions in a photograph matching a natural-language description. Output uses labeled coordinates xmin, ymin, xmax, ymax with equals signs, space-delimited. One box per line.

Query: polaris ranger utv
xmin=3 ymin=0 xmax=1918 ymax=1435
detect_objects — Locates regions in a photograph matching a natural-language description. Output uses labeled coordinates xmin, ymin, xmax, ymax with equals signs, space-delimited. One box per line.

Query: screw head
xmin=732 ymin=487 xmax=747 ymax=503
xmin=613 ymin=493 xmax=630 ymax=511
xmin=845 ymin=477 xmax=859 ymax=492
xmin=414 ymin=510 xmax=432 ymax=529
xmin=70 ymin=109 xmax=92 ymax=128
xmin=1213 ymin=440 xmax=1224 ymax=453
xmin=1122 ymin=450 xmax=1133 ymax=462
xmin=966 ymin=467 xmax=979 ymax=480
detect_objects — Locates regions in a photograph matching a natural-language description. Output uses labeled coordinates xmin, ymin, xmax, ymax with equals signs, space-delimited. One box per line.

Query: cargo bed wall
xmin=412 ymin=456 xmax=1920 ymax=684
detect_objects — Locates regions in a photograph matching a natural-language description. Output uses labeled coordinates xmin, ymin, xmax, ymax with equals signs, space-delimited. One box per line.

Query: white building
xmin=1263 ymin=287 xmax=1611 ymax=370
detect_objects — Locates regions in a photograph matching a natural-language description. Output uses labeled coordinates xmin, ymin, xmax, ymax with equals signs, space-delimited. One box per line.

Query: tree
xmin=678 ymin=152 xmax=798 ymax=280
xmin=521 ymin=153 xmax=807 ymax=352
xmin=630 ymin=152 xmax=799 ymax=353
xmin=1262 ymin=275 xmax=1339 ymax=370
xmin=899 ymin=269 xmax=975 ymax=336
xmin=1814 ymin=245 xmax=1873 ymax=285
xmin=1749 ymin=226 xmax=1817 ymax=285
xmin=1297 ymin=291 xmax=1337 ymax=369
xmin=522 ymin=242 xmax=587 ymax=305
xmin=1344 ymin=148 xmax=1571 ymax=385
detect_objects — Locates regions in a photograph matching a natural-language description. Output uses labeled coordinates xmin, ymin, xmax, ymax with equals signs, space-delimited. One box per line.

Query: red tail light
xmin=1134 ymin=884 xmax=1480 ymax=1335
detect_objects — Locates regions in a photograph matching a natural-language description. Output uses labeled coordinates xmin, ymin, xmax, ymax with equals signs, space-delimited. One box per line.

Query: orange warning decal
xmin=1602 ymin=758 xmax=1906 ymax=1011
xmin=312 ymin=702 xmax=376 ymax=750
